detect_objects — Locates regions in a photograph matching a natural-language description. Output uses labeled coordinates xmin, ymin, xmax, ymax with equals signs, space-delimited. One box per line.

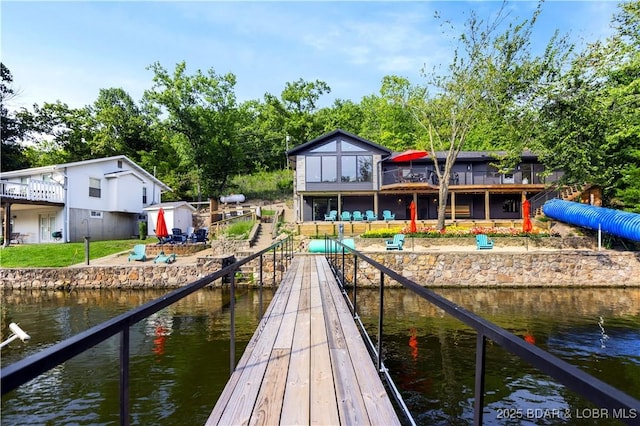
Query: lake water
xmin=1 ymin=286 xmax=639 ymax=425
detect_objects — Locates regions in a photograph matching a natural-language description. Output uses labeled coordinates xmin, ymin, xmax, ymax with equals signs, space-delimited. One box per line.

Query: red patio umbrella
xmin=156 ymin=208 xmax=169 ymax=240
xmin=391 ymin=149 xmax=428 ymax=163
xmin=522 ymin=199 xmax=533 ymax=233
xmin=409 ymin=200 xmax=417 ymax=233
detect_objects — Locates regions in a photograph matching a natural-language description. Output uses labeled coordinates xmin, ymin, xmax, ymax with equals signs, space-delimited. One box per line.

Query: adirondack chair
xmin=341 ymin=211 xmax=352 ymax=221
xmin=127 ymin=244 xmax=147 ymax=262
xmin=382 ymin=210 xmax=395 ymax=221
xmin=385 ymin=234 xmax=405 ymax=250
xmin=153 ymin=251 xmax=177 ymax=264
xmin=324 ymin=210 xmax=337 ymax=221
xmin=352 ymin=210 xmax=364 ymax=221
xmin=476 ymin=234 xmax=494 ymax=250
xmin=191 ymin=228 xmax=208 ymax=243
xmin=171 ymin=228 xmax=187 ymax=244
xmin=365 ymin=210 xmax=377 ymax=221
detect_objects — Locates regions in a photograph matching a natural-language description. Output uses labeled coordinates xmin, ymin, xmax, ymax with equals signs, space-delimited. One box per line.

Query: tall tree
xmin=1 ymin=63 xmax=30 ymax=171
xmin=144 ymin=61 xmax=242 ymax=200
xmin=280 ymin=78 xmax=331 ymax=147
xmin=392 ymin=1 xmax=571 ymax=229
xmin=540 ymin=1 xmax=640 ymax=211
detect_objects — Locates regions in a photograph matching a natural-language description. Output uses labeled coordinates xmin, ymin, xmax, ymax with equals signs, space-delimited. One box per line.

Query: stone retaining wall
xmin=1 ymin=250 xmax=638 ymax=289
xmin=339 ymin=251 xmax=640 ymax=287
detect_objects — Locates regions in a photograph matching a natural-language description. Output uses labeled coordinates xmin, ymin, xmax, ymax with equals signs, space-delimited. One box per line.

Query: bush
xmin=138 ymin=221 xmax=147 ymax=240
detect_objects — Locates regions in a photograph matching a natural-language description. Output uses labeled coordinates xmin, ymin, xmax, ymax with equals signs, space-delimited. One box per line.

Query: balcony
xmin=0 ymin=180 xmax=64 ymax=204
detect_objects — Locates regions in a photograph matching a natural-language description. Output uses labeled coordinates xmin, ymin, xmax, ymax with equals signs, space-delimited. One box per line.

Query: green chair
xmin=385 ymin=234 xmax=405 ymax=250
xmin=127 ymin=244 xmax=147 ymax=262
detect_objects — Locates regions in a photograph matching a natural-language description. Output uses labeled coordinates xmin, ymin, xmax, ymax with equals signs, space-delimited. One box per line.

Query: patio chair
xmin=382 ymin=210 xmax=395 ymax=221
xmin=476 ymin=234 xmax=494 ymax=250
xmin=171 ymin=228 xmax=187 ymax=244
xmin=127 ymin=244 xmax=147 ymax=262
xmin=352 ymin=211 xmax=364 ymax=221
xmin=324 ymin=210 xmax=337 ymax=221
xmin=385 ymin=234 xmax=405 ymax=250
xmin=153 ymin=251 xmax=177 ymax=264
xmin=340 ymin=211 xmax=352 ymax=221
xmin=192 ymin=228 xmax=208 ymax=243
xmin=365 ymin=210 xmax=377 ymax=221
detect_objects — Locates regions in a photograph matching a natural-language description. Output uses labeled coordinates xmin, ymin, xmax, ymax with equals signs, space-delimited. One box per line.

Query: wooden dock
xmin=206 ymin=255 xmax=401 ymax=426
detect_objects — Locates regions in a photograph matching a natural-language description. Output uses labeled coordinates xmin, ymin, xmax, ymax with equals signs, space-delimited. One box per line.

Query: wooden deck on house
xmin=206 ymin=255 xmax=401 ymax=426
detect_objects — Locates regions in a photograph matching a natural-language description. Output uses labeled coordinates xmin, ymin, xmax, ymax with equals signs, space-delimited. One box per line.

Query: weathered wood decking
xmin=206 ymin=255 xmax=401 ymax=426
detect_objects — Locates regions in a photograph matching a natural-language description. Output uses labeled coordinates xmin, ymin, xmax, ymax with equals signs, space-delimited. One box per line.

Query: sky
xmin=1 ymin=1 xmax=620 ymax=112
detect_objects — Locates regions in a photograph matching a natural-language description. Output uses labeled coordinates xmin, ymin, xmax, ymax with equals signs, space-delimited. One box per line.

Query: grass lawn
xmin=0 ymin=240 xmax=142 ymax=268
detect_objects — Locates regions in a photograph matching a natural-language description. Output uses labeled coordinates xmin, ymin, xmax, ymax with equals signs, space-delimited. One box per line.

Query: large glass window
xmin=341 ymin=155 xmax=372 ymax=182
xmin=306 ymin=156 xmax=337 ymax=183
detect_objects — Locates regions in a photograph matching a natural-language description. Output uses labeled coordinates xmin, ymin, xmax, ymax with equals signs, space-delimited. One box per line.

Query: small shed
xmin=144 ymin=202 xmax=196 ymax=236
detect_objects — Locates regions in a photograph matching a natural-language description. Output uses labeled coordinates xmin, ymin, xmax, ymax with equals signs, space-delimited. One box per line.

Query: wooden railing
xmin=0 ymin=180 xmax=64 ymax=203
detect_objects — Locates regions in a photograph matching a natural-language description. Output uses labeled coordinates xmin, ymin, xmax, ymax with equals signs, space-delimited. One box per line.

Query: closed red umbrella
xmin=409 ymin=200 xmax=417 ymax=233
xmin=522 ymin=199 xmax=533 ymax=233
xmin=156 ymin=208 xmax=169 ymax=239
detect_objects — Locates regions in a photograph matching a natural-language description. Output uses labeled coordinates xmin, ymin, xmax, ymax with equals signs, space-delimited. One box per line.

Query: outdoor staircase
xmin=531 ymin=183 xmax=592 ymax=217
xmin=234 ymin=220 xmax=276 ymax=284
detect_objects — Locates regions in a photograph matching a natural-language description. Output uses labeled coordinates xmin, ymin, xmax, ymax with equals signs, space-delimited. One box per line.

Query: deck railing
xmin=0 ymin=179 xmax=64 ymax=203
xmin=324 ymin=237 xmax=640 ymax=426
xmin=0 ymin=235 xmax=294 ymax=426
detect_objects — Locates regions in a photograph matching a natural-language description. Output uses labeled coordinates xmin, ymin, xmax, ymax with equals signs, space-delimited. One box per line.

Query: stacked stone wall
xmin=1 ymin=251 xmax=638 ymax=289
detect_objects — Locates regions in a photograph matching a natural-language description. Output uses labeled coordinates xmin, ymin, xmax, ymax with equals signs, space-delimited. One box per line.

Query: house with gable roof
xmin=286 ymin=129 xmax=580 ymax=223
xmin=1 ymin=155 xmax=171 ymax=244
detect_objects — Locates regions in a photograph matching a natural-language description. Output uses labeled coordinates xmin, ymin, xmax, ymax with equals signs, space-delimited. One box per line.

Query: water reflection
xmin=1 ymin=287 xmax=639 ymax=425
xmin=353 ymin=287 xmax=640 ymax=425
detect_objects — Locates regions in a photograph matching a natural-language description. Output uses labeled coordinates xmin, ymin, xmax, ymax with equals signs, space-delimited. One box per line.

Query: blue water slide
xmin=542 ymin=199 xmax=640 ymax=242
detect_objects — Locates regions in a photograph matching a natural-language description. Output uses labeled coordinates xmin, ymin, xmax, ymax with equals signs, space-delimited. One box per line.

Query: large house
xmin=287 ymin=129 xmax=566 ymax=223
xmin=1 ymin=156 xmax=170 ymax=244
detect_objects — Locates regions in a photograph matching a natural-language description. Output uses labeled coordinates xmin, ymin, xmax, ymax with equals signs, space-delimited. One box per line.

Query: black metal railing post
xmin=120 ymin=327 xmax=130 ymax=426
xmin=259 ymin=254 xmax=264 ymax=320
xmin=341 ymin=246 xmax=345 ymax=287
xmin=377 ymin=271 xmax=385 ymax=372
xmin=473 ymin=333 xmax=487 ymax=425
xmin=353 ymin=255 xmax=358 ymax=319
xmin=229 ymin=268 xmax=236 ymax=374
xmin=272 ymin=247 xmax=277 ymax=286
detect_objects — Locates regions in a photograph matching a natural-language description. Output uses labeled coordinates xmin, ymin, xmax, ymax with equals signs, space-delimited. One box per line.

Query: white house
xmin=144 ymin=202 xmax=196 ymax=237
xmin=0 ymin=155 xmax=171 ymax=244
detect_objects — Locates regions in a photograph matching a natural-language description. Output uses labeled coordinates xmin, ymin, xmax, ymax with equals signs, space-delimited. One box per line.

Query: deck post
xmin=273 ymin=247 xmax=276 ymax=286
xmin=259 ymin=255 xmax=264 ymax=320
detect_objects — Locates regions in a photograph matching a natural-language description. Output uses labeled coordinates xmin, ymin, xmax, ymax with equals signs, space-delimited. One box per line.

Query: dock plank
xmin=309 ymin=258 xmax=340 ymax=425
xmin=208 ymin=255 xmax=402 ymax=426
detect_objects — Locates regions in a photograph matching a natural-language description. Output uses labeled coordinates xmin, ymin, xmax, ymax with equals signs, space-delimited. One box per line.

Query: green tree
xmin=1 ymin=63 xmax=30 ymax=171
xmin=394 ymin=1 xmax=571 ymax=229
xmin=144 ymin=61 xmax=242 ymax=200
xmin=280 ymin=78 xmax=331 ymax=147
xmin=538 ymin=1 xmax=640 ymax=211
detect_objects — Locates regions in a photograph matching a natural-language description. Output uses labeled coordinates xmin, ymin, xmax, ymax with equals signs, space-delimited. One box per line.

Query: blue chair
xmin=476 ymin=234 xmax=494 ymax=250
xmin=341 ymin=211 xmax=352 ymax=221
xmin=382 ymin=210 xmax=395 ymax=221
xmin=365 ymin=210 xmax=377 ymax=221
xmin=352 ymin=211 xmax=364 ymax=221
xmin=324 ymin=210 xmax=337 ymax=221
xmin=153 ymin=251 xmax=177 ymax=264
xmin=127 ymin=244 xmax=147 ymax=262
xmin=385 ymin=234 xmax=405 ymax=250
xmin=191 ymin=228 xmax=208 ymax=243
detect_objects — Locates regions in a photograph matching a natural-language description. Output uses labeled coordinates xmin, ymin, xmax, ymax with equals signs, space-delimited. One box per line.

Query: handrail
xmin=1 ymin=235 xmax=294 ymax=426
xmin=324 ymin=237 xmax=640 ymax=426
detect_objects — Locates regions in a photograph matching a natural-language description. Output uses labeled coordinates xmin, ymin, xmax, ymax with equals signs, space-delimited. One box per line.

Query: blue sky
xmin=2 ymin=1 xmax=619 ymax=111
